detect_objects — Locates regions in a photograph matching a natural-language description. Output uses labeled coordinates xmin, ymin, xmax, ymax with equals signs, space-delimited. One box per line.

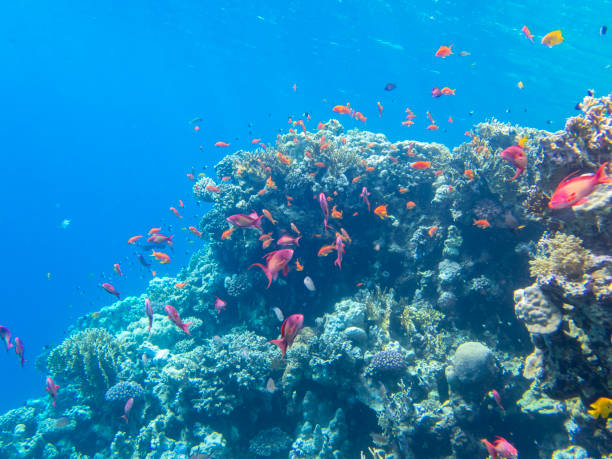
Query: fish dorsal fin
xmin=559 ymin=170 xmax=581 ymax=185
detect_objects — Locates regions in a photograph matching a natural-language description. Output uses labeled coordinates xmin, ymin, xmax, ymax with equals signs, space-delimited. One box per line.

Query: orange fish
xmin=402 ymin=120 xmax=415 ymax=126
xmin=262 ymin=238 xmax=274 ymax=249
xmin=434 ymin=170 xmax=443 ymax=176
xmin=426 ymin=111 xmax=435 ymax=124
xmin=332 ymin=103 xmax=352 ymax=115
xmin=399 ymin=187 xmax=408 ymax=194
xmin=374 ymin=205 xmax=388 ymax=220
xmin=365 ymin=166 xmax=375 ymax=172
xmin=406 ymin=201 xmax=416 ymax=209
xmin=170 ymin=207 xmax=182 ymax=219
xmin=435 ymin=45 xmax=453 ymax=58
xmin=320 ymin=143 xmax=330 ymax=150
xmin=355 ymin=112 xmax=367 ymax=123
xmin=113 ymin=263 xmax=122 ymax=276
xmin=259 ymin=232 xmax=273 ymax=241
xmin=389 ymin=156 xmax=398 ymax=163
xmin=221 ymin=176 xmax=231 ymax=182
xmin=278 ymin=152 xmax=291 ymax=165
xmin=206 ymin=185 xmax=221 ymax=193
xmin=356 ymin=282 xmax=364 ymax=287
xmin=473 ymin=219 xmax=491 ymax=229
xmin=186 ymin=173 xmax=195 ymax=181
xmin=331 ymin=205 xmax=343 ymax=219
xmin=262 ymin=209 xmax=277 ymax=224
xmin=179 ymin=200 xmax=184 ymax=208
xmin=541 ymin=30 xmax=563 ymax=47
xmin=366 ymin=142 xmax=376 ymax=148
xmin=175 ymin=282 xmax=188 ymax=289
xmin=221 ymin=227 xmax=235 ymax=240
xmin=521 ymin=25 xmax=534 ymax=42
xmin=427 ymin=124 xmax=439 ymax=131
xmin=405 ymin=108 xmax=416 ymax=119
xmin=352 ymin=176 xmax=362 ymax=183
xmin=352 ymin=212 xmax=359 ymax=216
xmin=318 ymin=244 xmax=336 ymax=256
xmin=377 ymin=101 xmax=383 ymax=117
xmin=317 ymin=122 xmax=326 ymax=130
xmin=128 ymin=235 xmax=142 ymax=244
xmin=440 ymin=87 xmax=455 ymax=95
xmin=411 ymin=161 xmax=431 ymax=169
xmin=340 ymin=228 xmax=352 ymax=243
xmin=251 ymin=138 xmax=261 ymax=144
xmin=464 ymin=169 xmax=475 ymax=181
xmin=292 ymin=83 xmax=297 ymax=91
xmin=148 ymin=228 xmax=161 ymax=235
xmin=448 ymin=116 xmax=454 ymax=123
xmin=150 ymin=250 xmax=171 ymax=264
xmin=215 ymin=141 xmax=230 ymax=147
xmin=315 ymin=162 xmax=326 ymax=168
xmin=428 ymin=226 xmax=438 ymax=237
xmin=304 ymin=151 xmax=313 ymax=160
xmin=188 ymin=226 xmax=203 ymax=237
xmin=257 ymin=189 xmax=267 ymax=195
xmin=266 ymin=176 xmax=277 ymax=189
xmin=295 ymin=260 xmax=304 ymax=271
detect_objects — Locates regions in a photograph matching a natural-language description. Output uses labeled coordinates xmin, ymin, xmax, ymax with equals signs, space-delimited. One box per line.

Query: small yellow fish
xmin=541 ymin=30 xmax=563 ymax=48
xmin=517 ymin=81 xmax=524 ymax=89
xmin=587 ymin=397 xmax=612 ymax=419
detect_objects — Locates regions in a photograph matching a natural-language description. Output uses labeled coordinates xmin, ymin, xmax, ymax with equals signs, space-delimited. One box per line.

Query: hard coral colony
xmin=1 ymin=55 xmax=612 ymax=459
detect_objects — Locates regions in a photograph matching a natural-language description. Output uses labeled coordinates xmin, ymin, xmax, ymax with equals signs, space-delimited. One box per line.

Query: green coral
xmin=528 ymin=232 xmax=593 ymax=281
xmin=47 ymin=328 xmax=123 ymax=400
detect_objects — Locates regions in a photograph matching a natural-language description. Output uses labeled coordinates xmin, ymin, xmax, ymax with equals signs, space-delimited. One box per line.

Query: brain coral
xmin=104 ymin=381 xmax=145 ymax=403
xmin=445 ymin=341 xmax=498 ymax=393
xmin=514 ymin=283 xmax=562 ymax=334
xmin=47 ymin=328 xmax=123 ymax=400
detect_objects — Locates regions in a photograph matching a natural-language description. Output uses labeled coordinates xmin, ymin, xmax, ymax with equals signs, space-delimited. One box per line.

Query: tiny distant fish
xmin=59 ymin=219 xmax=71 ymax=229
xmin=189 ymin=117 xmax=202 ymax=124
xmin=272 ymin=307 xmax=284 ymax=322
xmin=384 ymin=83 xmax=397 ymax=91
xmin=304 ymin=276 xmax=316 ymax=291
xmin=601 ymin=25 xmax=607 ymax=36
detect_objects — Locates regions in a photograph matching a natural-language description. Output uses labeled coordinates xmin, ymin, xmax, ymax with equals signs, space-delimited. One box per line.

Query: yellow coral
xmin=587 ymin=397 xmax=612 ymax=419
xmin=528 ymin=232 xmax=593 ymax=281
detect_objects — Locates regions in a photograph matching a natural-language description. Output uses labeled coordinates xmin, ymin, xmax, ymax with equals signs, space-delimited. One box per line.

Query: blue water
xmin=0 ymin=0 xmax=610 ymax=413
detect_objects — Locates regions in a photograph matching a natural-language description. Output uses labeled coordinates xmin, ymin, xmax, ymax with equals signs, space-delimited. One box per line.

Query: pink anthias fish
xmin=270 ymin=314 xmax=304 ymax=359
xmin=500 ymin=145 xmax=527 ymax=181
xmin=164 ymin=305 xmax=193 ymax=335
xmin=102 ymin=283 xmax=121 ymax=300
xmin=334 ymin=234 xmax=345 ymax=269
xmin=548 ymin=162 xmax=612 ymax=209
xmin=226 ymin=211 xmax=264 ymax=233
xmin=481 ymin=437 xmax=518 ymax=459
xmin=14 ymin=337 xmax=25 ymax=367
xmin=249 ymin=249 xmax=294 ymax=288
xmin=318 ymin=192 xmax=330 ymax=233
xmin=145 ymin=298 xmax=154 ymax=335
xmin=490 ymin=389 xmax=505 ymax=413
xmin=147 ymin=233 xmax=174 ymax=248
xmin=360 ymin=187 xmax=371 ymax=212
xmin=277 ymin=234 xmax=301 ymax=246
xmin=214 ymin=297 xmax=227 ymax=314
xmin=121 ymin=397 xmax=134 ymax=423
xmin=0 ymin=326 xmax=13 ymax=352
xmin=46 ymin=377 xmax=60 ymax=407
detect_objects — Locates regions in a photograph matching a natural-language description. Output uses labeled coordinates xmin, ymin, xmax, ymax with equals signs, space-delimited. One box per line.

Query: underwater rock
xmin=445 ymin=342 xmax=498 ymax=395
xmin=514 ymin=283 xmax=562 ymax=334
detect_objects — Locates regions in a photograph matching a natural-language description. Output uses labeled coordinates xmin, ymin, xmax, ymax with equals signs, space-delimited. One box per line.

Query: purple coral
xmin=367 ymin=350 xmax=407 ymax=377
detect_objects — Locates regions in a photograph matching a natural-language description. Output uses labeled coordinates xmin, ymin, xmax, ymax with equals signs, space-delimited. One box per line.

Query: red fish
xmin=121 ymin=397 xmax=134 ymax=423
xmin=319 ymin=192 xmax=330 ymax=232
xmin=170 ymin=207 xmax=182 ymax=218
xmin=188 ymin=226 xmax=202 ymax=237
xmin=548 ymin=163 xmax=611 ymax=209
xmin=214 ymin=297 xmax=227 ymax=314
xmin=226 ymin=212 xmax=264 ymax=232
xmin=500 ymin=145 xmax=527 ymax=180
xmin=102 ymin=283 xmax=120 ymax=299
xmin=113 ymin=263 xmax=122 ymax=276
xmin=334 ymin=234 xmax=345 ymax=269
xmin=360 ymin=187 xmax=371 ymax=212
xmin=46 ymin=377 xmax=60 ymax=407
xmin=481 ymin=437 xmax=518 ymax=459
xmin=277 ymin=234 xmax=301 ymax=246
xmin=490 ymin=389 xmax=505 ymax=412
xmin=270 ymin=314 xmax=304 ymax=359
xmin=0 ymin=326 xmax=13 ymax=352
xmin=145 ymin=298 xmax=154 ymax=335
xmin=165 ymin=304 xmax=193 ymax=335
xmin=249 ymin=249 xmax=294 ymax=288
xmin=14 ymin=337 xmax=25 ymax=367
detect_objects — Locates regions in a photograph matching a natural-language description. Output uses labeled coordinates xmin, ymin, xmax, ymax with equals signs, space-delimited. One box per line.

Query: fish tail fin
xmin=595 ymin=162 xmax=612 ymax=184
xmin=182 ymin=322 xmax=193 ymax=335
xmin=296 ymin=236 xmax=301 ymax=247
xmin=253 ymin=215 xmax=264 ymax=233
xmin=270 ymin=338 xmax=287 ymax=359
xmin=249 ymin=263 xmax=272 ymax=288
xmin=481 ymin=439 xmax=497 ymax=458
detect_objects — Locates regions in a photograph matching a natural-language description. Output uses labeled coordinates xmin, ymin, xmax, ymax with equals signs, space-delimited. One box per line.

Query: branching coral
xmin=47 ymin=328 xmax=124 ymax=401
xmin=528 ymin=232 xmax=593 ymax=281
